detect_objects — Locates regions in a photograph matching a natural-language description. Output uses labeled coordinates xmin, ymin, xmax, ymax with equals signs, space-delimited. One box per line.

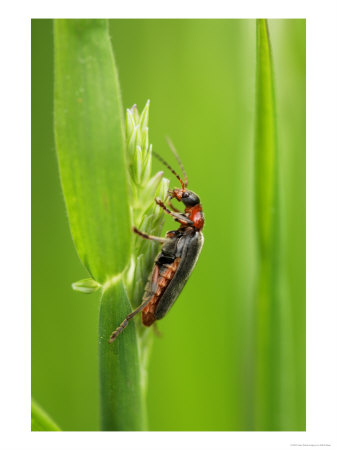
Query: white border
xmin=1 ymin=1 xmax=337 ymax=449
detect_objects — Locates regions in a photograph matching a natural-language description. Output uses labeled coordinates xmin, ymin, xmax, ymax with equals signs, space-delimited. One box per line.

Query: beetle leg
xmin=109 ymin=293 xmax=154 ymax=343
xmin=151 ymin=264 xmax=160 ymax=292
xmin=155 ymin=198 xmax=194 ymax=226
xmin=167 ymin=196 xmax=181 ymax=213
xmin=133 ymin=226 xmax=169 ymax=243
xmin=109 ymin=263 xmax=161 ymax=343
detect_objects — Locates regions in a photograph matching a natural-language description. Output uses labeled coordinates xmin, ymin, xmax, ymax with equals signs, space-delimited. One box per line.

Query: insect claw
xmin=108 ymin=332 xmax=117 ymax=343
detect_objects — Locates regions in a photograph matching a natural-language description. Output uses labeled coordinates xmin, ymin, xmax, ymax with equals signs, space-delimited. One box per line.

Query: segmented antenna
xmin=152 ymin=151 xmax=185 ymax=190
xmin=165 ymin=137 xmax=188 ymax=187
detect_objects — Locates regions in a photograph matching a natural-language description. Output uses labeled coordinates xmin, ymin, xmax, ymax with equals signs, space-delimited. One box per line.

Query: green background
xmin=32 ymin=19 xmax=305 ymax=431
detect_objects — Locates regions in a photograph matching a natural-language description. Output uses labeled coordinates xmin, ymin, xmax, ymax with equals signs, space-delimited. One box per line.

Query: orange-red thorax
xmin=185 ymin=203 xmax=204 ymax=230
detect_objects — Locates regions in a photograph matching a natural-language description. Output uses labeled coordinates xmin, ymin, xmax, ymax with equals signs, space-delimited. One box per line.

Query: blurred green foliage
xmin=31 ymin=399 xmax=61 ymax=431
xmin=32 ymin=19 xmax=305 ymax=431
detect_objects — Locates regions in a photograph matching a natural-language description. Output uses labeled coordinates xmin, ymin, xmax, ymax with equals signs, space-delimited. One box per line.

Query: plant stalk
xmin=99 ymin=279 xmax=147 ymax=430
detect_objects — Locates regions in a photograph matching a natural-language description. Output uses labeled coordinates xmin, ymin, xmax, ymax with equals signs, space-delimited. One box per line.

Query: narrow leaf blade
xmin=254 ymin=19 xmax=292 ymax=430
xmin=255 ymin=19 xmax=278 ymax=252
xmin=54 ymin=19 xmax=131 ymax=283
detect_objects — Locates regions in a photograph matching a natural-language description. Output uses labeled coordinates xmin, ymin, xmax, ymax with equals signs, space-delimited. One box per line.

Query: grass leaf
xmin=54 ymin=19 xmax=131 ymax=283
xmin=254 ymin=18 xmax=286 ymax=430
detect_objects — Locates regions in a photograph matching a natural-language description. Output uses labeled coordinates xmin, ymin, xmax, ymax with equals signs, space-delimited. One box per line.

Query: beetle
xmin=109 ymin=145 xmax=204 ymax=343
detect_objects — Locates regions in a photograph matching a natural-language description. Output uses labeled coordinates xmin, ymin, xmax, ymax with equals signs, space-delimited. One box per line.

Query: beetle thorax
xmin=185 ymin=203 xmax=204 ymax=230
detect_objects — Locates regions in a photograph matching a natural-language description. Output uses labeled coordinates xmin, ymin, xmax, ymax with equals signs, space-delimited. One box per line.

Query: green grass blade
xmin=255 ymin=20 xmax=278 ymax=253
xmin=54 ymin=19 xmax=130 ymax=283
xmin=254 ymin=19 xmax=287 ymax=430
xmin=99 ymin=280 xmax=146 ymax=430
xmin=31 ymin=399 xmax=61 ymax=431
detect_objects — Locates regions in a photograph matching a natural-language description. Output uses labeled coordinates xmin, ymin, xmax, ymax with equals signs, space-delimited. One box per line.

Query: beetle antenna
xmin=152 ymin=151 xmax=185 ymax=190
xmin=165 ymin=137 xmax=188 ymax=187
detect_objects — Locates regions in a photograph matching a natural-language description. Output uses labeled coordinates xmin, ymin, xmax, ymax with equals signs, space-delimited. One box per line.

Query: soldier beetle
xmin=109 ymin=142 xmax=204 ymax=342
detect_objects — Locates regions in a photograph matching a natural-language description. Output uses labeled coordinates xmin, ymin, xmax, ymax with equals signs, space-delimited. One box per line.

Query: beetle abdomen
xmin=142 ymin=258 xmax=181 ymax=326
xmin=155 ymin=229 xmax=204 ymax=320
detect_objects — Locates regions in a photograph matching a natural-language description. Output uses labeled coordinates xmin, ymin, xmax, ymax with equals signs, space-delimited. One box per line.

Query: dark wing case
xmin=154 ymin=229 xmax=204 ymax=320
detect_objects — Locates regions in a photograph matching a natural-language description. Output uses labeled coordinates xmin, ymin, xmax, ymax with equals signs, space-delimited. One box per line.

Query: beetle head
xmin=169 ymin=189 xmax=200 ymax=207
